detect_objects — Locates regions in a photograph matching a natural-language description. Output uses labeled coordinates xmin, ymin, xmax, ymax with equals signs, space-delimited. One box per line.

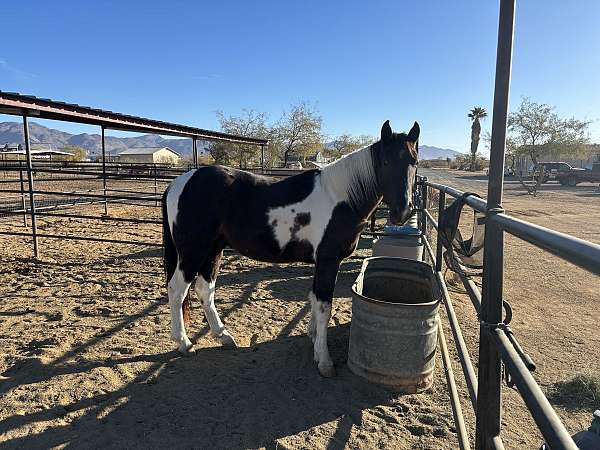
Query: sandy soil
xmin=0 ymin=203 xmax=457 ymax=449
xmin=0 ymin=170 xmax=598 ymax=449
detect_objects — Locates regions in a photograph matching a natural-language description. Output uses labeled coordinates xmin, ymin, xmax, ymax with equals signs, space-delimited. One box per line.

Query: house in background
xmin=285 ymin=151 xmax=333 ymax=168
xmin=0 ymin=142 xmax=74 ymax=160
xmin=116 ymin=147 xmax=181 ymax=165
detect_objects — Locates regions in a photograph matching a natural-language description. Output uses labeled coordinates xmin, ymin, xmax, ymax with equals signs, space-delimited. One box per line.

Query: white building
xmin=117 ymin=147 xmax=181 ymax=165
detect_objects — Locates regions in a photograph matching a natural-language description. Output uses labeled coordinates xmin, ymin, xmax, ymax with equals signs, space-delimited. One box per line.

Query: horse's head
xmin=374 ymin=120 xmax=419 ymax=225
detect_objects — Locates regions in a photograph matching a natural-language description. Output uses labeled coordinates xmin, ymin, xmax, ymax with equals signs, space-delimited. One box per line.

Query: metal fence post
xmin=192 ymin=137 xmax=198 ymax=168
xmin=420 ymin=176 xmax=428 ymax=239
xmin=22 ymin=112 xmax=39 ymax=258
xmin=19 ymin=164 xmax=28 ymax=227
xmin=475 ymin=1 xmax=515 ymax=448
xmin=154 ymin=164 xmax=158 ymax=206
xmin=101 ymin=126 xmax=108 ymax=215
xmin=435 ymin=191 xmax=446 ymax=272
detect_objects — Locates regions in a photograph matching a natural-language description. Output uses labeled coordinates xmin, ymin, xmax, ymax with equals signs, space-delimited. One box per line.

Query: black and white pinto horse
xmin=162 ymin=120 xmax=419 ymax=377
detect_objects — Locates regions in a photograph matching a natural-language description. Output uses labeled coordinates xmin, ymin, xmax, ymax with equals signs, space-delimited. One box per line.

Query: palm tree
xmin=468 ymin=107 xmax=488 ymax=171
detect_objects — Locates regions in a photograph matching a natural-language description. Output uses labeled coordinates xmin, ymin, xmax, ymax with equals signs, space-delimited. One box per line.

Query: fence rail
xmin=416 ymin=174 xmax=594 ymax=450
xmin=1 ymin=2 xmax=596 ymax=446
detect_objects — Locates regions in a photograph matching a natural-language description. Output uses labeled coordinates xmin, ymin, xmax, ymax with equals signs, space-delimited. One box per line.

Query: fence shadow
xmin=0 ymin=323 xmax=397 ymax=449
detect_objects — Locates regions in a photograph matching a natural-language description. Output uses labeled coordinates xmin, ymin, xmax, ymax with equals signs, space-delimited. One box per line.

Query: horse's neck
xmin=319 ymin=146 xmax=382 ymax=219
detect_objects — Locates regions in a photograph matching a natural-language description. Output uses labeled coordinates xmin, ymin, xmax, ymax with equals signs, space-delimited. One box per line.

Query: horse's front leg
xmin=310 ymin=258 xmax=341 ymax=377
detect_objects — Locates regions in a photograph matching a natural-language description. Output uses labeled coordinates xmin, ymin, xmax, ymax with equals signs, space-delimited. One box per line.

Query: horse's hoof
xmin=318 ymin=363 xmax=336 ymax=378
xmin=220 ymin=331 xmax=238 ymax=348
xmin=178 ymin=341 xmax=194 ymax=356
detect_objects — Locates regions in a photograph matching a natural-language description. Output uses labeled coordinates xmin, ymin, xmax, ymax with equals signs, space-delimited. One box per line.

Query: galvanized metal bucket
xmin=348 ymin=257 xmax=441 ymax=392
xmin=372 ymin=225 xmax=424 ymax=261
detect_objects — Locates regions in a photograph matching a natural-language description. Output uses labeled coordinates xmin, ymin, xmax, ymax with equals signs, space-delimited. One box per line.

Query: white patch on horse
xmin=267 ymin=175 xmax=335 ymax=260
xmin=168 ymin=266 xmax=193 ymax=353
xmin=320 ymin=144 xmax=379 ymax=212
xmin=166 ymin=169 xmax=196 ymax=236
xmin=309 ymin=291 xmax=334 ymax=376
xmin=267 ymin=145 xmax=377 ymax=260
xmin=194 ymin=276 xmax=237 ymax=347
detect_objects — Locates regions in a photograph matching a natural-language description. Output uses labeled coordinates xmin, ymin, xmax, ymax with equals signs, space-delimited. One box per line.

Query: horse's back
xmin=167 ymin=165 xmax=326 ymax=264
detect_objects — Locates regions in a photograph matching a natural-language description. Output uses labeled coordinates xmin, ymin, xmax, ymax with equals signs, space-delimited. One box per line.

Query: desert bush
xmin=547 ymin=372 xmax=600 ymax=409
xmin=450 ymin=154 xmax=487 ymax=170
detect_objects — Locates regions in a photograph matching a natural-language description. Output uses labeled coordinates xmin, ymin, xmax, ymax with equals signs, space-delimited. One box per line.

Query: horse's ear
xmin=381 ymin=120 xmax=392 ymax=141
xmin=407 ymin=121 xmax=420 ymax=143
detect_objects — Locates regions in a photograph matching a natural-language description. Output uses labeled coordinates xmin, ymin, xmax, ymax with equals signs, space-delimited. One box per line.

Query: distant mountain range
xmin=0 ymin=121 xmax=204 ymax=158
xmin=322 ymin=141 xmax=464 ymax=160
xmin=418 ymin=145 xmax=464 ymax=160
xmin=0 ymin=121 xmax=464 ymax=160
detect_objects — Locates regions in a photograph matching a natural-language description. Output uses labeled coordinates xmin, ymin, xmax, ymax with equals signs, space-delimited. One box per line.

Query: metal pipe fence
xmin=1 ymin=2 xmax=596 ymax=447
xmin=415 ymin=174 xmax=594 ymax=450
xmin=0 ymin=153 xmax=309 ymax=254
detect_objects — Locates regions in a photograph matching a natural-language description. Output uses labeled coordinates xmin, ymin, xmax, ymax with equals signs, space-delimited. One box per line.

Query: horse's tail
xmin=162 ymin=188 xmax=191 ymax=326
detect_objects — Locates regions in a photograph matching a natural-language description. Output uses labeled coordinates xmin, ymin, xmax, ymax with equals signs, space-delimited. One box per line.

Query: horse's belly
xmin=225 ymin=230 xmax=315 ymax=264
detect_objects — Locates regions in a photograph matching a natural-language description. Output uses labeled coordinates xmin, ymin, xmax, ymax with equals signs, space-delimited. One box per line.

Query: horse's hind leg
xmin=194 ymin=248 xmax=237 ymax=348
xmin=168 ymin=266 xmax=194 ymax=354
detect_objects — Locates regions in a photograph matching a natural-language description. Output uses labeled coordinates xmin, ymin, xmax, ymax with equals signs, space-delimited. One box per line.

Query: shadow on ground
xmin=0 ymin=323 xmax=399 ymax=450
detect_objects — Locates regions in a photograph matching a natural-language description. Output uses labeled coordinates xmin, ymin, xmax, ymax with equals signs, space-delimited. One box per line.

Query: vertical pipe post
xmin=435 ymin=191 xmax=446 ymax=272
xmin=101 ymin=126 xmax=108 ymax=216
xmin=419 ymin=177 xmax=428 ymax=242
xmin=475 ymin=1 xmax=515 ymax=448
xmin=192 ymin=137 xmax=198 ymax=169
xmin=19 ymin=165 xmax=27 ymax=227
xmin=22 ymin=112 xmax=39 ymax=258
xmin=154 ymin=163 xmax=158 ymax=207
xmin=261 ymin=144 xmax=265 ymax=173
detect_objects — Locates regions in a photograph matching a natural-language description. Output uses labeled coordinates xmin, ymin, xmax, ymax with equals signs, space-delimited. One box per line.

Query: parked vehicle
xmin=485 ymin=167 xmax=514 ymax=176
xmin=524 ymin=162 xmax=572 ymax=183
xmin=556 ymin=162 xmax=600 ymax=186
xmin=539 ymin=162 xmax=572 ymax=182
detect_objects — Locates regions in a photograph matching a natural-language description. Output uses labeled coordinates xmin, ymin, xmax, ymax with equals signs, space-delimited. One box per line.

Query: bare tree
xmin=358 ymin=134 xmax=376 ymax=147
xmin=214 ymin=109 xmax=269 ymax=169
xmin=274 ymin=101 xmax=323 ymax=166
xmin=208 ymin=141 xmax=232 ymax=166
xmin=61 ymin=145 xmax=87 ymax=162
xmin=327 ymin=134 xmax=361 ymax=159
xmin=508 ymin=97 xmax=590 ymax=195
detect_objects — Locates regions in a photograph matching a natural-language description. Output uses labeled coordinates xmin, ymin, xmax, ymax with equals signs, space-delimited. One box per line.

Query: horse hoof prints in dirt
xmin=163 ymin=120 xmax=419 ymax=377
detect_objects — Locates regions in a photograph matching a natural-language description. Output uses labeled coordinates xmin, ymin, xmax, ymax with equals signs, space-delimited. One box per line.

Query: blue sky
xmin=1 ymin=1 xmax=599 ymax=153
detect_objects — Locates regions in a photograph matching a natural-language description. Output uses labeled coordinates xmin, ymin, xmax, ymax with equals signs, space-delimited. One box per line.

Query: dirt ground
xmin=422 ymin=170 xmax=600 ymax=448
xmin=0 ymin=170 xmax=598 ymax=449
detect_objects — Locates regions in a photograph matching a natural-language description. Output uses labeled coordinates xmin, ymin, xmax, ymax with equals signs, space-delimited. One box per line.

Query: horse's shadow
xmin=0 ymin=324 xmax=395 ymax=450
xmin=215 ymin=258 xmax=363 ymax=303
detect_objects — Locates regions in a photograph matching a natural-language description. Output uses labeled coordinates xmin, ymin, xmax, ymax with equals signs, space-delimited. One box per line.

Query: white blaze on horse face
xmin=166 ymin=169 xmax=196 ymax=235
xmin=267 ymin=176 xmax=339 ymax=261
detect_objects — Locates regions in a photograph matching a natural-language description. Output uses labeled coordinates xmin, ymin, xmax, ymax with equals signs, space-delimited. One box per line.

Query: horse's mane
xmin=319 ymin=144 xmax=380 ymax=213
